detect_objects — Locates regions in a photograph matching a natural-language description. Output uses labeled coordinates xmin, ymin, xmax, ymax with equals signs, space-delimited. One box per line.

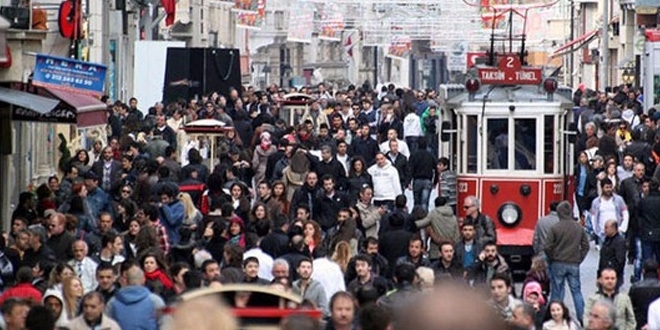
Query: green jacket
xmin=584 ymin=291 xmax=636 ymax=330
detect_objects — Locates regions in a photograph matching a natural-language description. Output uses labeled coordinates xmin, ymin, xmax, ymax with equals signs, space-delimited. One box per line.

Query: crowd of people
xmin=0 ymin=81 xmax=656 ymax=330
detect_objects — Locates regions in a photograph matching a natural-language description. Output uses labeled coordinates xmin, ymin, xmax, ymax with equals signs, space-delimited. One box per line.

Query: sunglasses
xmin=463 ymin=205 xmax=474 ymax=210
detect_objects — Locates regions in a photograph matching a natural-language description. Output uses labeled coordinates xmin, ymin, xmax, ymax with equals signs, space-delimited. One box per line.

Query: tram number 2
xmin=458 ymin=182 xmax=469 ymax=193
xmin=552 ymin=183 xmax=563 ymax=195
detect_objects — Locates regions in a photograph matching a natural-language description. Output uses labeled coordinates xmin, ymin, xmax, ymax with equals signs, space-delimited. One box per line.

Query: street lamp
xmin=622 ymin=68 xmax=634 ymax=85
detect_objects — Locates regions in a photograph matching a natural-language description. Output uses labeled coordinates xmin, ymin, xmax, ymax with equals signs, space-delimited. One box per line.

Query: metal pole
xmin=373 ymin=46 xmax=378 ymax=89
xmin=569 ymin=0 xmax=575 ymax=87
xmin=599 ymin=0 xmax=609 ymax=90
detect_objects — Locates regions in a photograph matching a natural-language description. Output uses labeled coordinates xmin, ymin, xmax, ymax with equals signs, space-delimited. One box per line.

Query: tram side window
xmin=514 ymin=118 xmax=536 ymax=170
xmin=467 ymin=115 xmax=478 ymax=173
xmin=544 ymin=115 xmax=554 ymax=174
xmin=487 ymin=118 xmax=508 ymax=170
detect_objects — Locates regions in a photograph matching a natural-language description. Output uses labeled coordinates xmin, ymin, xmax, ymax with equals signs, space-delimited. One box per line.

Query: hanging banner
xmin=316 ymin=9 xmax=345 ymax=41
xmin=287 ymin=5 xmax=314 ymax=43
xmin=387 ymin=35 xmax=412 ymax=59
xmin=480 ymin=0 xmax=510 ymax=29
xmin=33 ymin=53 xmax=107 ymax=97
xmin=233 ymin=0 xmax=265 ymax=29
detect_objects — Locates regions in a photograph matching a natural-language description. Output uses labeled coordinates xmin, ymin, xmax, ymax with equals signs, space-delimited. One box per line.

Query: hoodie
xmin=367 ymin=162 xmax=401 ymax=202
xmin=106 ymin=286 xmax=164 ymax=330
xmin=415 ymin=205 xmax=459 ymax=259
xmin=43 ymin=288 xmax=69 ymax=328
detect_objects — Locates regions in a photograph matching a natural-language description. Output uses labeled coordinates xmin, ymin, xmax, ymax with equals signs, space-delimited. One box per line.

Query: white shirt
xmin=311 ymin=257 xmax=346 ymax=302
xmin=243 ymin=248 xmax=274 ymax=281
xmin=336 ymin=154 xmax=350 ymax=174
xmin=368 ymin=162 xmax=402 ymax=201
xmin=648 ymin=297 xmax=660 ymax=330
xmin=593 ymin=197 xmax=616 ymax=236
xmin=68 ymin=257 xmax=98 ymax=294
xmin=379 ymin=139 xmax=410 ymax=158
xmin=403 ymin=113 xmax=424 ymax=138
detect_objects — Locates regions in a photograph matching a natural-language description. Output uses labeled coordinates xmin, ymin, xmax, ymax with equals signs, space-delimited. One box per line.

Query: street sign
xmin=33 ymin=54 xmax=107 ymax=96
xmin=477 ymin=55 xmax=542 ymax=85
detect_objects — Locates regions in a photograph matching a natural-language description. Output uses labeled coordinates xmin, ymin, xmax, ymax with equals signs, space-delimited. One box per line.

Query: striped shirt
xmin=439 ymin=170 xmax=457 ymax=206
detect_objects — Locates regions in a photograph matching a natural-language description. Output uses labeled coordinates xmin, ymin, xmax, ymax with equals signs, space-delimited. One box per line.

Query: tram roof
xmin=445 ymin=84 xmax=573 ymax=108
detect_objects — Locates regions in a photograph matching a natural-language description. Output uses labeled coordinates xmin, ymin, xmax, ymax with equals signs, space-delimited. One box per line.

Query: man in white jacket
xmin=368 ymin=152 xmax=401 ymax=209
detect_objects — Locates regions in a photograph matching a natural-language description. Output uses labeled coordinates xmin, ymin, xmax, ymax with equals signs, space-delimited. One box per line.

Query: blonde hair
xmin=179 ymin=192 xmax=200 ymax=223
xmin=331 ymin=241 xmax=352 ymax=274
xmin=62 ymin=276 xmax=83 ymax=319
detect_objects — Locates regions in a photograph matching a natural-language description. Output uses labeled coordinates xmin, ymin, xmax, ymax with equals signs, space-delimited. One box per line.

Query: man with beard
xmin=91 ymin=147 xmax=122 ymax=193
xmin=396 ymin=235 xmax=431 ymax=269
xmin=590 ymin=178 xmax=629 ymax=248
xmin=598 ymin=220 xmax=626 ymax=288
xmin=433 ymin=242 xmax=463 ymax=281
xmin=292 ymin=258 xmax=328 ymax=317
xmin=316 ymin=175 xmax=350 ymax=232
xmin=454 ymin=220 xmax=481 ymax=279
xmin=584 ymin=268 xmax=636 ymax=330
xmin=471 ymin=241 xmax=511 ymax=286
xmin=347 ymin=254 xmax=388 ymax=297
xmin=326 ymin=292 xmax=356 ymax=330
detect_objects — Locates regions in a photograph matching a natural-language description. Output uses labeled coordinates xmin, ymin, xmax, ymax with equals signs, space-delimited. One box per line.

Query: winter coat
xmin=252 ymin=146 xmax=277 ymax=185
xmin=356 ymin=202 xmax=381 ymax=239
xmin=415 ymin=205 xmax=459 ymax=259
xmin=106 ymin=285 xmax=165 ymax=330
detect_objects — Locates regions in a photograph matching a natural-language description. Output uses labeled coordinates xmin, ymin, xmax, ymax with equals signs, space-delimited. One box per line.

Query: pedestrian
xmin=545 ymin=200 xmax=589 ymax=324
xmin=584 ymin=268 xmax=636 ymax=330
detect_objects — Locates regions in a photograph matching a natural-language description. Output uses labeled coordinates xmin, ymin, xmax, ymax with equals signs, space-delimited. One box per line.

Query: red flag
xmin=161 ymin=0 xmax=176 ymax=26
xmin=344 ymin=35 xmax=353 ymax=58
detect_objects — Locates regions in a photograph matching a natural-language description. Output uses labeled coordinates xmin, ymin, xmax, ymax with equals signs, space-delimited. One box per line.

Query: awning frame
xmin=551 ymin=30 xmax=599 ymax=58
xmin=0 ymin=86 xmax=59 ymax=114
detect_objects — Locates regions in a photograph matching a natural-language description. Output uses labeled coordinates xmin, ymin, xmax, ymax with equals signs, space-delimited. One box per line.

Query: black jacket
xmin=260 ymin=230 xmax=289 ymax=259
xmin=316 ymin=190 xmax=351 ymax=232
xmin=406 ymin=149 xmax=436 ymax=181
xmin=379 ymin=229 xmax=414 ymax=279
xmin=289 ymin=184 xmax=321 ymax=220
xmin=313 ymin=158 xmax=347 ymax=191
xmin=598 ymin=233 xmax=626 ymax=275
xmin=351 ymin=136 xmax=379 ymax=166
xmin=629 ymin=276 xmax=660 ymax=329
xmin=387 ymin=152 xmax=409 ymax=188
xmin=637 ymin=191 xmax=660 ymax=241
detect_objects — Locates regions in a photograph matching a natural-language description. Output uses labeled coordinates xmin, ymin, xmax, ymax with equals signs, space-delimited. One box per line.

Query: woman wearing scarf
xmin=141 ymin=251 xmax=174 ymax=300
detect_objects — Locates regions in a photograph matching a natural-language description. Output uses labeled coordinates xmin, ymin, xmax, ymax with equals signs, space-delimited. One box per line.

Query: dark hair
xmin=643 ymin=259 xmax=660 ymax=275
xmin=600 ymin=177 xmax=613 ymax=188
xmin=297 ymin=257 xmax=313 ymax=269
xmin=96 ymin=263 xmax=115 ymax=275
xmin=395 ymin=194 xmax=407 ymax=208
xmin=169 ymin=262 xmax=190 ymax=279
xmin=364 ymin=237 xmax=379 ymax=249
xmin=16 ymin=267 xmax=33 ymax=283
xmin=359 ymin=303 xmax=392 ymax=330
xmin=101 ymin=232 xmax=119 ymax=249
xmin=2 ymin=298 xmax=28 ymax=316
xmin=354 ymin=254 xmax=372 ymax=267
xmin=25 ymin=305 xmax=55 ymax=330
xmin=183 ymin=270 xmax=203 ymax=289
xmin=543 ymin=300 xmax=571 ymax=324
xmin=394 ymin=263 xmax=417 ymax=284
xmin=434 ymin=196 xmax=448 ymax=207
xmin=280 ymin=314 xmax=321 ymax=330
xmin=201 ymin=259 xmax=219 ymax=273
xmin=490 ymin=272 xmax=512 ymax=288
xmin=243 ymin=256 xmax=259 ymax=268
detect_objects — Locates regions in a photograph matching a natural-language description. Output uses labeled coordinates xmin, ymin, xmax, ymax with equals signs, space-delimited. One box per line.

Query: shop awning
xmin=550 ymin=30 xmax=599 ymax=58
xmin=43 ymin=87 xmax=108 ymax=128
xmin=0 ymin=86 xmax=59 ymax=114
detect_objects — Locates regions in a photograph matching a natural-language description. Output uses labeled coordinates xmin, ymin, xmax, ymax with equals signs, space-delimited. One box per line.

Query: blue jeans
xmin=641 ymin=239 xmax=660 ymax=267
xmin=550 ymin=262 xmax=585 ymax=323
xmin=413 ymin=179 xmax=433 ymax=209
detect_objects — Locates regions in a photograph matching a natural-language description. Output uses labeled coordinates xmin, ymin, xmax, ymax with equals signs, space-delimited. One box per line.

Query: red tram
xmin=438 ymin=0 xmax=575 ymax=278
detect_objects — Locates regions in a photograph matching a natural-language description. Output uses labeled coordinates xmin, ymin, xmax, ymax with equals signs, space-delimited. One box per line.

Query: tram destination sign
xmin=477 ymin=55 xmax=542 ymax=85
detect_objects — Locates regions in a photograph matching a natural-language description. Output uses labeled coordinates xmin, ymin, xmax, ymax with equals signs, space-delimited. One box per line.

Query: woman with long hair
xmin=249 ymin=202 xmax=270 ymax=231
xmin=542 ymin=300 xmax=579 ymax=330
xmin=123 ymin=219 xmax=141 ymax=260
xmin=70 ymin=149 xmax=91 ymax=173
xmin=61 ymin=276 xmax=83 ymax=320
xmin=331 ymin=241 xmax=352 ymax=274
xmin=347 ymin=157 xmax=373 ymax=204
xmin=230 ymin=183 xmax=251 ymax=221
xmin=179 ymin=192 xmax=203 ymax=229
xmin=597 ymin=160 xmax=620 ymax=196
xmin=226 ymin=217 xmax=247 ymax=249
xmin=47 ymin=263 xmax=76 ymax=293
xmin=271 ymin=181 xmax=290 ymax=215
xmin=574 ymin=150 xmax=598 ymax=222
xmin=141 ymin=250 xmax=174 ymax=300
xmin=114 ymin=197 xmax=136 ymax=233
xmin=303 ymin=220 xmax=323 ymax=253
xmin=135 ymin=226 xmax=160 ymax=260
xmin=35 ymin=183 xmax=56 ymax=217
xmin=201 ymin=219 xmax=228 ymax=263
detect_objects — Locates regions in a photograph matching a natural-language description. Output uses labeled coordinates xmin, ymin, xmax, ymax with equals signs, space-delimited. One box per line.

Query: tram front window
xmin=467 ymin=115 xmax=478 ymax=173
xmin=487 ymin=119 xmax=508 ymax=170
xmin=514 ymin=118 xmax=536 ymax=170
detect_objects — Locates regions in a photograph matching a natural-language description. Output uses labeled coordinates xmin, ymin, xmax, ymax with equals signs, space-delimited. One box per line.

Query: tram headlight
xmin=497 ymin=202 xmax=522 ymax=228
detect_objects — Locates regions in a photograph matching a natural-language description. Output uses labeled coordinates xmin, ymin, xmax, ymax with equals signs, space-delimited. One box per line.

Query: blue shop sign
xmin=33 ymin=54 xmax=107 ymax=96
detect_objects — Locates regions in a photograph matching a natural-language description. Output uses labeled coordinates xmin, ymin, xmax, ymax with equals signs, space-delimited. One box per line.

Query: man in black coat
xmin=289 ymin=172 xmax=321 ymax=220
xmin=91 ymin=146 xmax=122 ymax=193
xmin=598 ymin=219 xmax=626 ymax=288
xmin=637 ymin=179 xmax=660 ymax=266
xmin=315 ymin=175 xmax=350 ymax=232
xmin=153 ymin=114 xmax=177 ymax=150
xmin=260 ymin=215 xmax=290 ymax=259
xmin=351 ymin=124 xmax=379 ymax=166
xmin=313 ymin=146 xmax=347 ymax=191
xmin=629 ymin=259 xmax=660 ymax=329
xmin=379 ymin=213 xmax=414 ymax=280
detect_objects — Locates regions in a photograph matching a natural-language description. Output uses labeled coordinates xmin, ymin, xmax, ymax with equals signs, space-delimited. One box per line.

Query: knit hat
xmin=556 ymin=201 xmax=572 ymax=221
xmin=523 ymin=281 xmax=545 ymax=305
